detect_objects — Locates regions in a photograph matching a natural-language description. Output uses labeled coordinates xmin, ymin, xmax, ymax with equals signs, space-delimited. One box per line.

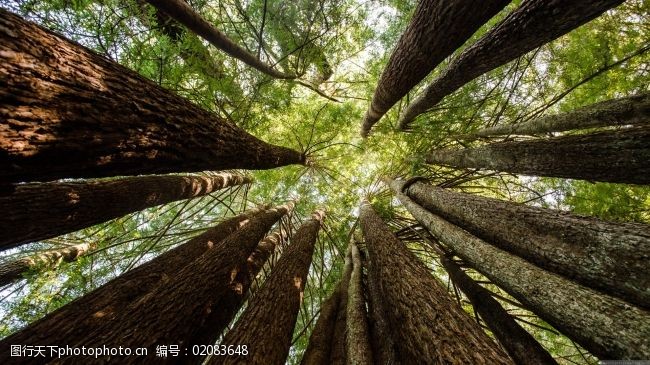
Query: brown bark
xmin=300 ymin=283 xmax=342 ymax=365
xmin=0 ymin=242 xmax=95 ymax=287
xmin=359 ymin=200 xmax=512 ymax=364
xmin=211 ymin=210 xmax=325 ymax=365
xmin=329 ymin=243 xmax=353 ymax=365
xmin=426 ymin=125 xmax=650 ymax=185
xmin=361 ymin=0 xmax=509 ymax=136
xmin=0 ymin=172 xmax=250 ymax=250
xmin=397 ymin=0 xmax=625 ymax=129
xmin=0 ymin=204 xmax=289 ymax=364
xmin=0 ymin=10 xmax=304 ymax=184
xmin=399 ymin=180 xmax=650 ymax=308
xmin=389 ymin=185 xmax=650 ymax=359
xmin=345 ymin=242 xmax=373 ymax=365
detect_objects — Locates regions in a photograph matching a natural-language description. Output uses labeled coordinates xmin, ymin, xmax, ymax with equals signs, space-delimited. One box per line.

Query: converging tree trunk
xmin=360 ymin=0 xmax=509 ymax=136
xmin=0 ymin=172 xmax=250 ymax=250
xmin=329 ymin=243 xmax=353 ymax=365
xmin=300 ymin=282 xmax=342 ymax=365
xmin=211 ymin=209 xmax=325 ymax=365
xmin=426 ymin=125 xmax=650 ymax=184
xmin=398 ymin=179 xmax=650 ymax=308
xmin=397 ymin=0 xmax=625 ymax=129
xmin=359 ymin=200 xmax=512 ymax=364
xmin=388 ymin=184 xmax=650 ymax=359
xmin=345 ymin=242 xmax=373 ymax=365
xmin=0 ymin=10 xmax=304 ymax=185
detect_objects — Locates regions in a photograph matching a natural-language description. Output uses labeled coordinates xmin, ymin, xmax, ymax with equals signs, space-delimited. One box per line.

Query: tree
xmin=0 ymin=10 xmax=304 ymax=185
xmin=300 ymin=281 xmax=342 ymax=365
xmin=359 ymin=200 xmax=512 ymax=364
xmin=0 ymin=172 xmax=250 ymax=250
xmin=397 ymin=0 xmax=625 ymax=129
xmin=345 ymin=241 xmax=372 ymax=365
xmin=360 ymin=0 xmax=509 ymax=136
xmin=328 ymin=239 xmax=353 ymax=365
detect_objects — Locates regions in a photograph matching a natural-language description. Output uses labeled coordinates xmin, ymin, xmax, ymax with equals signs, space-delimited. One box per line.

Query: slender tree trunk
xmin=439 ymin=254 xmax=557 ymax=365
xmin=0 ymin=10 xmax=304 ymax=185
xmin=211 ymin=210 xmax=325 ymax=365
xmin=426 ymin=125 xmax=650 ymax=184
xmin=329 ymin=243 xmax=353 ymax=365
xmin=465 ymin=93 xmax=650 ymax=139
xmin=397 ymin=0 xmax=625 ymax=129
xmin=359 ymin=200 xmax=512 ymax=364
xmin=345 ymin=242 xmax=373 ymax=365
xmin=399 ymin=180 xmax=650 ymax=308
xmin=0 ymin=242 xmax=95 ymax=287
xmin=0 ymin=172 xmax=250 ymax=250
xmin=388 ymin=183 xmax=650 ymax=359
xmin=0 ymin=204 xmax=289 ymax=364
xmin=300 ymin=283 xmax=342 ymax=365
xmin=360 ymin=0 xmax=509 ymax=136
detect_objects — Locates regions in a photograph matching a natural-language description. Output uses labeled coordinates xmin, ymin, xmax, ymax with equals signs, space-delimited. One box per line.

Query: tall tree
xmin=359 ymin=200 xmax=512 ymax=364
xmin=211 ymin=209 xmax=325 ymax=365
xmin=398 ymin=179 xmax=650 ymax=308
xmin=329 ymin=241 xmax=353 ymax=365
xmin=345 ymin=241 xmax=373 ymax=365
xmin=0 ymin=172 xmax=250 ymax=250
xmin=360 ymin=0 xmax=509 ymax=136
xmin=0 ymin=10 xmax=304 ymax=185
xmin=397 ymin=0 xmax=625 ymax=129
xmin=388 ymin=182 xmax=650 ymax=359
xmin=300 ymin=281 xmax=343 ymax=365
xmin=426 ymin=125 xmax=650 ymax=185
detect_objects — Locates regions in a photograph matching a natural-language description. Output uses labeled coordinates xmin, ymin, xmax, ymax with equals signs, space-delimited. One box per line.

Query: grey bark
xmin=345 ymin=242 xmax=373 ymax=365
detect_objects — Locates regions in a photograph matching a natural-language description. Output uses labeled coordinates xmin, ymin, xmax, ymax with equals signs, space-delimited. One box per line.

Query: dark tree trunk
xmin=426 ymin=125 xmax=650 ymax=185
xmin=345 ymin=242 xmax=373 ymax=365
xmin=400 ymin=180 xmax=650 ymax=308
xmin=388 ymin=183 xmax=650 ymax=359
xmin=329 ymin=243 xmax=353 ymax=365
xmin=211 ymin=210 xmax=325 ymax=365
xmin=361 ymin=0 xmax=509 ymax=136
xmin=439 ymin=255 xmax=557 ymax=365
xmin=0 ymin=172 xmax=250 ymax=250
xmin=0 ymin=205 xmax=289 ymax=364
xmin=0 ymin=10 xmax=304 ymax=184
xmin=300 ymin=283 xmax=342 ymax=365
xmin=397 ymin=0 xmax=625 ymax=129
xmin=359 ymin=200 xmax=512 ymax=364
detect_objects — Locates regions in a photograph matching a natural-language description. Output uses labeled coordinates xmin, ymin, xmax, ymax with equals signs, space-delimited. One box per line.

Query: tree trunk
xmin=388 ymin=183 xmax=650 ymax=359
xmin=0 ymin=172 xmax=250 ymax=250
xmin=210 ymin=210 xmax=325 ymax=365
xmin=0 ymin=242 xmax=95 ymax=287
xmin=466 ymin=93 xmax=650 ymax=139
xmin=0 ymin=204 xmax=289 ymax=364
xmin=329 ymin=243 xmax=353 ymax=365
xmin=439 ymin=254 xmax=557 ymax=365
xmin=360 ymin=0 xmax=509 ymax=136
xmin=144 ymin=0 xmax=295 ymax=79
xmin=397 ymin=0 xmax=625 ymax=129
xmin=399 ymin=180 xmax=650 ymax=308
xmin=359 ymin=200 xmax=512 ymax=364
xmin=300 ymin=283 xmax=342 ymax=365
xmin=0 ymin=10 xmax=304 ymax=185
xmin=426 ymin=125 xmax=650 ymax=185
xmin=345 ymin=242 xmax=373 ymax=365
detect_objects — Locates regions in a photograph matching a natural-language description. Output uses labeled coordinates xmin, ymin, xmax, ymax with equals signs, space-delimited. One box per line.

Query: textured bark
xmin=399 ymin=180 xmax=650 ymax=308
xmin=345 ymin=242 xmax=373 ymax=365
xmin=440 ymin=255 xmax=557 ymax=365
xmin=0 ymin=242 xmax=95 ymax=287
xmin=144 ymin=0 xmax=295 ymax=79
xmin=360 ymin=0 xmax=508 ymax=136
xmin=329 ymin=244 xmax=353 ymax=365
xmin=467 ymin=93 xmax=650 ymax=139
xmin=0 ymin=10 xmax=304 ymax=184
xmin=0 ymin=205 xmax=288 ymax=364
xmin=397 ymin=0 xmax=625 ymax=129
xmin=359 ymin=200 xmax=512 ymax=364
xmin=389 ymin=185 xmax=650 ymax=359
xmin=426 ymin=125 xmax=650 ymax=185
xmin=300 ymin=283 xmax=342 ymax=365
xmin=211 ymin=210 xmax=325 ymax=365
xmin=0 ymin=172 xmax=250 ymax=250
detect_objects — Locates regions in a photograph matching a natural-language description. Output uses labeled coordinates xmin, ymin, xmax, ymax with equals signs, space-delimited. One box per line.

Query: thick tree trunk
xmin=439 ymin=255 xmax=557 ymax=365
xmin=426 ymin=125 xmax=650 ymax=185
xmin=300 ymin=283 xmax=342 ymax=365
xmin=359 ymin=200 xmax=512 ymax=364
xmin=466 ymin=93 xmax=650 ymax=139
xmin=0 ymin=204 xmax=289 ymax=364
xmin=0 ymin=10 xmax=304 ymax=184
xmin=345 ymin=242 xmax=373 ymax=365
xmin=360 ymin=0 xmax=509 ymax=136
xmin=389 ymin=184 xmax=650 ymax=359
xmin=0 ymin=242 xmax=95 ymax=287
xmin=0 ymin=172 xmax=250 ymax=250
xmin=329 ymin=243 xmax=353 ymax=365
xmin=397 ymin=0 xmax=625 ymax=129
xmin=399 ymin=180 xmax=650 ymax=308
xmin=211 ymin=210 xmax=325 ymax=365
